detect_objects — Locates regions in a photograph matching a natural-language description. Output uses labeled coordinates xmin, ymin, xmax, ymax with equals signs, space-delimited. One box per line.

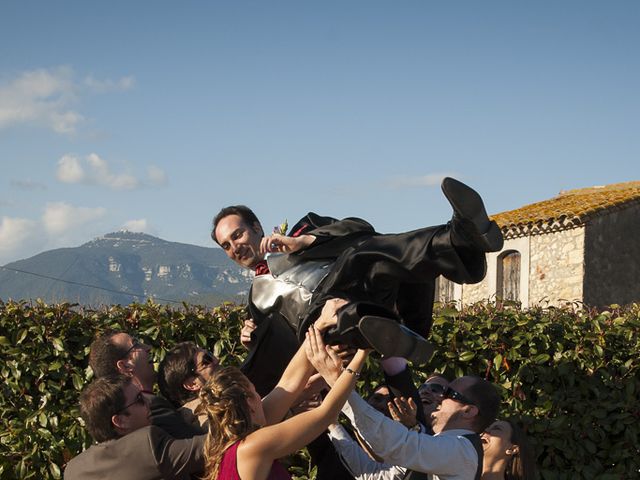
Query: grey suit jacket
xmin=63 ymin=426 xmax=206 ymax=480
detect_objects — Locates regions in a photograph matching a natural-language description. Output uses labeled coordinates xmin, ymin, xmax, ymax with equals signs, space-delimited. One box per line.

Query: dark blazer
xmin=63 ymin=426 xmax=206 ymax=480
xmin=149 ymin=394 xmax=207 ymax=439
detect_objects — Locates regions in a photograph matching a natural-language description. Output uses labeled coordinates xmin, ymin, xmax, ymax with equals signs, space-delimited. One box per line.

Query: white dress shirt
xmin=342 ymin=392 xmax=479 ymax=480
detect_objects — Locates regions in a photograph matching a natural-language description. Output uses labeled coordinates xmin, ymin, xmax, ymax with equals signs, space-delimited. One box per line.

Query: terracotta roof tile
xmin=491 ymin=180 xmax=640 ymax=239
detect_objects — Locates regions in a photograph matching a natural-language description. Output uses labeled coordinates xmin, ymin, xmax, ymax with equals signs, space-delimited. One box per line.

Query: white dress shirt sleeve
xmin=327 ymin=424 xmax=406 ymax=480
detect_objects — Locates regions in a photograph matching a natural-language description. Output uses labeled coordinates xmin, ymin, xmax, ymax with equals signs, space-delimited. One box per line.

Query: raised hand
xmin=240 ymin=319 xmax=257 ymax=349
xmin=305 ymin=325 xmax=343 ymax=387
xmin=314 ymin=297 xmax=348 ymax=332
xmin=388 ymin=396 xmax=419 ymax=429
xmin=259 ymin=233 xmax=315 ymax=255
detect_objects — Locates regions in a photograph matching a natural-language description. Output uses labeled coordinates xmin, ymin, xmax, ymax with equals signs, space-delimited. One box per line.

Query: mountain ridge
xmin=0 ymin=230 xmax=252 ymax=306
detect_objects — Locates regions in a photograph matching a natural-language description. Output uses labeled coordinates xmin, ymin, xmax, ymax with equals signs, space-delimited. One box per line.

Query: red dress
xmin=218 ymin=441 xmax=292 ymax=480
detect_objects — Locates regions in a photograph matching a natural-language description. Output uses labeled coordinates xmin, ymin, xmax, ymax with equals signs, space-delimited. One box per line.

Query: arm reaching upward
xmin=237 ymin=328 xmax=368 ymax=479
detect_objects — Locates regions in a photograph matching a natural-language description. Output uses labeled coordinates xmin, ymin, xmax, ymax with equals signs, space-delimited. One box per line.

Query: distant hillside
xmin=0 ymin=231 xmax=253 ymax=306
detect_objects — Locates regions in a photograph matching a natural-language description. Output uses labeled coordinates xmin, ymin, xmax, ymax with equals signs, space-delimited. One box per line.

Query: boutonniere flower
xmin=273 ymin=219 xmax=288 ymax=236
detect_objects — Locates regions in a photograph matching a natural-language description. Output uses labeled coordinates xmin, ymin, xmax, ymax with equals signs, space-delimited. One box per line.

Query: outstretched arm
xmin=260 ymin=297 xmax=347 ymax=425
xmin=239 ymin=328 xmax=368 ymax=475
xmin=261 ymin=337 xmax=315 ymax=425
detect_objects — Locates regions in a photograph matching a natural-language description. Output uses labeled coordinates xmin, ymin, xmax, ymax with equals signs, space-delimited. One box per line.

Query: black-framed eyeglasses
xmin=420 ymin=382 xmax=446 ymax=395
xmin=442 ymin=386 xmax=475 ymax=405
xmin=122 ymin=337 xmax=143 ymax=358
xmin=117 ymin=391 xmax=146 ymax=414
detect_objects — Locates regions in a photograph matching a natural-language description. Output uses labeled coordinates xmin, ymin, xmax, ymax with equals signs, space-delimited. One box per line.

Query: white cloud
xmin=0 ymin=67 xmax=134 ymax=134
xmin=147 ymin=165 xmax=168 ymax=186
xmin=56 ymin=153 xmax=139 ymax=190
xmin=42 ymin=202 xmax=106 ymax=235
xmin=122 ymin=219 xmax=154 ymax=234
xmin=55 ymin=153 xmax=166 ymax=190
xmin=386 ymin=173 xmax=455 ymax=189
xmin=56 ymin=155 xmax=86 ymax=183
xmin=0 ymin=216 xmax=41 ymax=265
xmin=0 ymin=203 xmax=112 ymax=264
xmin=84 ymin=74 xmax=136 ymax=93
xmin=0 ymin=66 xmax=81 ymax=133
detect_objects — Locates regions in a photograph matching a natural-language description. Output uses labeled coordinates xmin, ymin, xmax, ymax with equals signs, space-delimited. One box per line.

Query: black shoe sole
xmin=358 ymin=316 xmax=435 ymax=364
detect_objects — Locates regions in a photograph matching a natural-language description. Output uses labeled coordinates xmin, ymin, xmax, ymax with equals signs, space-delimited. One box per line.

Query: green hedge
xmin=0 ymin=299 xmax=638 ymax=479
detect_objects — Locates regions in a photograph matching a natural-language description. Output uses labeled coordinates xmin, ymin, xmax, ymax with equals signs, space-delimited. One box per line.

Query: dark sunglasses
xmin=420 ymin=383 xmax=446 ymax=395
xmin=442 ymin=386 xmax=475 ymax=406
xmin=117 ymin=391 xmax=146 ymax=414
xmin=192 ymin=352 xmax=215 ymax=374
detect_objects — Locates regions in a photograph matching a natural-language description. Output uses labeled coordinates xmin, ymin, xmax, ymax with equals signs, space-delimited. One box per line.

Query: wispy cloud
xmin=0 ymin=67 xmax=134 ymax=134
xmin=10 ymin=179 xmax=47 ymax=190
xmin=0 ymin=216 xmax=40 ymax=264
xmin=147 ymin=165 xmax=168 ymax=186
xmin=42 ymin=202 xmax=107 ymax=235
xmin=386 ymin=173 xmax=455 ymax=189
xmin=0 ymin=202 xmax=110 ymax=264
xmin=83 ymin=75 xmax=135 ymax=93
xmin=56 ymin=153 xmax=160 ymax=190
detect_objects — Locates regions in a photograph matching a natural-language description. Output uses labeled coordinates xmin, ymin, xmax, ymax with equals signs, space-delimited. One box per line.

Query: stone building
xmin=436 ymin=181 xmax=640 ymax=308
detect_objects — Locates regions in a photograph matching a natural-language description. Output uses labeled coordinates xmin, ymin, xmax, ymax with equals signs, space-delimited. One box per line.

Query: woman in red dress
xmin=200 ymin=300 xmax=368 ymax=480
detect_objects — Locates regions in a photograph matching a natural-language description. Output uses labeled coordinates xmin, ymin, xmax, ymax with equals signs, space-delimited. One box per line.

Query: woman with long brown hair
xmin=199 ymin=317 xmax=368 ymax=480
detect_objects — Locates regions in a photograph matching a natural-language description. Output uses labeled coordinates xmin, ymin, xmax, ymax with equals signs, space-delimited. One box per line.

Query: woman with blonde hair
xmin=481 ymin=419 xmax=536 ymax=480
xmin=199 ymin=299 xmax=368 ymax=480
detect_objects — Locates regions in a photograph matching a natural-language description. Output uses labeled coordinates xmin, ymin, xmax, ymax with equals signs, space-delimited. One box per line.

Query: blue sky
xmin=1 ymin=1 xmax=638 ymax=265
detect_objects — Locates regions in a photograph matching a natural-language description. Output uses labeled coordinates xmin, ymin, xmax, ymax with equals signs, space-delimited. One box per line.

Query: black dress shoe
xmin=441 ymin=177 xmax=504 ymax=253
xmin=358 ymin=316 xmax=435 ymax=364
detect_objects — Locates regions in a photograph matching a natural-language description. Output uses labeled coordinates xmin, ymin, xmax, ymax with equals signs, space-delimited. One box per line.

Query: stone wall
xmin=528 ymin=227 xmax=584 ymax=306
xmin=583 ymin=203 xmax=640 ymax=306
xmin=461 ymin=236 xmax=531 ymax=306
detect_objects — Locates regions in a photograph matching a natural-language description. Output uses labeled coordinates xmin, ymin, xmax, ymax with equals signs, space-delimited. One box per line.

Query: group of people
xmin=64 ymin=178 xmax=536 ymax=480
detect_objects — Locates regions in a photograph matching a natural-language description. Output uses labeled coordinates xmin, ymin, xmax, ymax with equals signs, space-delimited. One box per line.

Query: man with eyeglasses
xmin=88 ymin=331 xmax=205 ymax=438
xmin=321 ymin=372 xmax=500 ymax=480
xmin=64 ymin=375 xmax=207 ymax=480
xmin=158 ymin=342 xmax=221 ymax=427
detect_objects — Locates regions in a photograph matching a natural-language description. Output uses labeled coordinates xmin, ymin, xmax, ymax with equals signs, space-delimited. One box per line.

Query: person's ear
xmin=183 ymin=376 xmax=201 ymax=392
xmin=461 ymin=404 xmax=478 ymax=419
xmin=252 ymin=221 xmax=263 ymax=236
xmin=116 ymin=359 xmax=133 ymax=376
xmin=112 ymin=413 xmax=127 ymax=432
xmin=506 ymin=445 xmax=520 ymax=456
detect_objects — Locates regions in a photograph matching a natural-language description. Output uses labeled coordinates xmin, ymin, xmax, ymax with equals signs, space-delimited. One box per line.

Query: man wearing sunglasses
xmin=158 ymin=342 xmax=220 ymax=426
xmin=325 ymin=373 xmax=500 ymax=480
xmin=64 ymin=375 xmax=207 ymax=480
xmin=88 ymin=331 xmax=205 ymax=439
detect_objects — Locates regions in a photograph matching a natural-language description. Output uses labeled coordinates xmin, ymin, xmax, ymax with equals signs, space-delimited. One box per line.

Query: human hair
xmin=158 ymin=341 xmax=200 ymax=407
xmin=79 ymin=375 xmax=130 ymax=442
xmin=89 ymin=330 xmax=128 ymax=378
xmin=211 ymin=205 xmax=262 ymax=244
xmin=505 ymin=419 xmax=536 ymax=480
xmin=463 ymin=376 xmax=500 ymax=432
xmin=199 ymin=366 xmax=257 ymax=480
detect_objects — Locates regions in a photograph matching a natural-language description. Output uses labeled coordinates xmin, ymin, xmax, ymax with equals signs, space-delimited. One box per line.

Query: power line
xmin=0 ymin=265 xmax=183 ymax=305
